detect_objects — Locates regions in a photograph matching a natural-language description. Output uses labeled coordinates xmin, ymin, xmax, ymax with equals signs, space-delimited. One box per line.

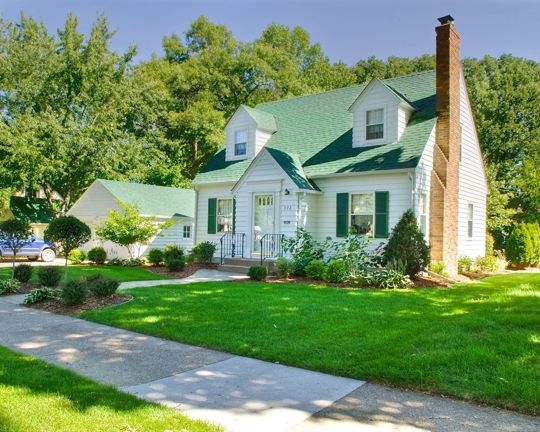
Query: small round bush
xmin=166 ymin=258 xmax=185 ymax=272
xmin=38 ymin=266 xmax=62 ymax=287
xmin=0 ymin=279 xmax=21 ymax=294
xmin=147 ymin=248 xmax=164 ymax=266
xmin=323 ymin=260 xmax=347 ymax=283
xmin=62 ymin=279 xmax=87 ymax=306
xmin=68 ymin=248 xmax=86 ymax=264
xmin=275 ymin=257 xmax=294 ymax=278
xmin=87 ymin=246 xmax=107 ymax=264
xmin=88 ymin=277 xmax=119 ymax=297
xmin=164 ymin=244 xmax=184 ymax=261
xmin=14 ymin=264 xmax=33 ymax=283
xmin=305 ymin=259 xmax=325 ymax=280
xmin=248 ymin=265 xmax=268 ymax=281
xmin=457 ymin=256 xmax=473 ymax=274
xmin=474 ymin=255 xmax=499 ymax=273
xmin=191 ymin=241 xmax=216 ymax=263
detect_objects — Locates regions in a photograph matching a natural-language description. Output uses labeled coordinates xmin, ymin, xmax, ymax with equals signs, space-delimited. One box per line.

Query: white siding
xmin=67 ymin=181 xmax=121 ymax=218
xmin=414 ymin=125 xmax=436 ymax=241
xmin=351 ymin=80 xmax=412 ymax=147
xmin=145 ymin=217 xmax=194 ymax=254
xmin=457 ymin=72 xmax=488 ymax=258
xmin=308 ymin=172 xmax=414 ymax=248
xmin=225 ymin=107 xmax=273 ymax=161
xmin=255 ymin=129 xmax=273 ymax=155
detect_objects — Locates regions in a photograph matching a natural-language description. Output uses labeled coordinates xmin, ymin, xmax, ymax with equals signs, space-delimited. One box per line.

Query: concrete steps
xmin=218 ymin=257 xmax=275 ymax=274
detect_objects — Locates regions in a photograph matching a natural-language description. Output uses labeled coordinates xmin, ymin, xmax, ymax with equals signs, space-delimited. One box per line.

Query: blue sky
xmin=3 ymin=0 xmax=539 ymax=64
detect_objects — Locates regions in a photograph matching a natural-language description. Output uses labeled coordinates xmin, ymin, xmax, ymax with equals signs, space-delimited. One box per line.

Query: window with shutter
xmin=374 ymin=191 xmax=389 ymax=238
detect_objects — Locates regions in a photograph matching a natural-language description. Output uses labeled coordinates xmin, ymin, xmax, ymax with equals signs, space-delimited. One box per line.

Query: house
xmin=4 ymin=196 xmax=55 ymax=238
xmin=192 ymin=16 xmax=487 ymax=275
xmin=68 ymin=179 xmax=195 ymax=259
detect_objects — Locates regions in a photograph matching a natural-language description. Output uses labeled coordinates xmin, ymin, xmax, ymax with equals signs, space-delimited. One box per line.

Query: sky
xmin=2 ymin=0 xmax=540 ymax=65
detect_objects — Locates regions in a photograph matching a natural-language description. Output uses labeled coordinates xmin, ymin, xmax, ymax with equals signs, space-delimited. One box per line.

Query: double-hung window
xmin=350 ymin=193 xmax=374 ymax=235
xmin=366 ymin=109 xmax=384 ymax=141
xmin=234 ymin=130 xmax=247 ymax=156
xmin=217 ymin=199 xmax=233 ymax=232
xmin=468 ymin=204 xmax=474 ymax=238
xmin=183 ymin=225 xmax=191 ymax=239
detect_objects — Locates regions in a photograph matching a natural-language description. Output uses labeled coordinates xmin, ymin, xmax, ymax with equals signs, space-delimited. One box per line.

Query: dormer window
xmin=234 ymin=130 xmax=248 ymax=156
xmin=366 ymin=109 xmax=384 ymax=140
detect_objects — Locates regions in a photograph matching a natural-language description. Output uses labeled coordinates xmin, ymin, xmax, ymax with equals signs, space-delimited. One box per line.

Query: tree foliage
xmin=0 ymin=219 xmax=32 ymax=278
xmin=44 ymin=215 xmax=91 ymax=272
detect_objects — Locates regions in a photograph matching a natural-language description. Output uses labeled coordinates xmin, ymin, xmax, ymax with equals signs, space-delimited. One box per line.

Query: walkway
xmin=0 ymin=290 xmax=538 ymax=431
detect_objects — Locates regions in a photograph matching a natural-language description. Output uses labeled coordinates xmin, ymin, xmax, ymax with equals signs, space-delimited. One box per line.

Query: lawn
xmin=0 ymin=265 xmax=170 ymax=282
xmin=82 ymin=273 xmax=540 ymax=415
xmin=0 ymin=346 xmax=220 ymax=432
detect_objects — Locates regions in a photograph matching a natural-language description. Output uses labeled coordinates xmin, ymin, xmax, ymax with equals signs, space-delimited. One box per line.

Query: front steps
xmin=218 ymin=257 xmax=275 ymax=274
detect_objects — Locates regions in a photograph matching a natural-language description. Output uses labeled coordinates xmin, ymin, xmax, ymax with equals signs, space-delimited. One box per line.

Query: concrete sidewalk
xmin=0 ymin=292 xmax=538 ymax=431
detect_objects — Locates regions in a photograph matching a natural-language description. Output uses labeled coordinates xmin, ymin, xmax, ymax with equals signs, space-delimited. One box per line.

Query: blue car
xmin=0 ymin=235 xmax=57 ymax=262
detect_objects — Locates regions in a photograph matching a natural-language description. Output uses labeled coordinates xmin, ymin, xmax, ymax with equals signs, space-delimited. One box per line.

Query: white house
xmin=68 ymin=179 xmax=195 ymax=259
xmin=192 ymin=16 xmax=487 ymax=275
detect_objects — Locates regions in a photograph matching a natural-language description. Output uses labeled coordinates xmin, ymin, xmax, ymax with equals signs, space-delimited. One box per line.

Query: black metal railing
xmin=220 ymin=233 xmax=245 ymax=264
xmin=260 ymin=233 xmax=284 ymax=265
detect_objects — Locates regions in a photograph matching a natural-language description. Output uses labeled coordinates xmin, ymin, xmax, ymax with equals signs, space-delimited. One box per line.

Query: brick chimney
xmin=429 ymin=15 xmax=461 ymax=275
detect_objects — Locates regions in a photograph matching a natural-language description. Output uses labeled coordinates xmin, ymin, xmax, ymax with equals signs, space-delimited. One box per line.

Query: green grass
xmin=0 ymin=265 xmax=170 ymax=283
xmin=82 ymin=273 xmax=540 ymax=415
xmin=0 ymin=346 xmax=220 ymax=432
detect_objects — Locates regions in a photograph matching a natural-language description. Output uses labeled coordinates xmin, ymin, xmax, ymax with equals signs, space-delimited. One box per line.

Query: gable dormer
xmin=348 ymin=78 xmax=415 ymax=148
xmin=225 ymin=105 xmax=277 ymax=161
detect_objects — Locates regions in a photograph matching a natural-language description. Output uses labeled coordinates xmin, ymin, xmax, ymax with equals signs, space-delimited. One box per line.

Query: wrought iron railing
xmin=260 ymin=233 xmax=284 ymax=265
xmin=220 ymin=233 xmax=245 ymax=264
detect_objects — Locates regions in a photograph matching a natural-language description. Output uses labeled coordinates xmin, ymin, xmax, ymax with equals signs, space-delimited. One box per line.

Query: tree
xmin=383 ymin=210 xmax=430 ymax=277
xmin=0 ymin=219 xmax=33 ymax=278
xmin=95 ymin=201 xmax=173 ymax=258
xmin=505 ymin=223 xmax=530 ymax=268
xmin=45 ymin=216 xmax=91 ymax=276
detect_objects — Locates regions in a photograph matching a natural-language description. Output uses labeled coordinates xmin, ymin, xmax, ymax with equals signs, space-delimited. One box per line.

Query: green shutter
xmin=207 ymin=198 xmax=217 ymax=234
xmin=232 ymin=198 xmax=236 ymax=234
xmin=336 ymin=193 xmax=349 ymax=238
xmin=375 ymin=191 xmax=389 ymax=238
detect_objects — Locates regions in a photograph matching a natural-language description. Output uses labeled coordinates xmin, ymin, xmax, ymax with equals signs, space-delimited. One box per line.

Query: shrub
xmin=506 ymin=223 xmax=530 ymax=268
xmin=305 ymin=259 xmax=325 ymax=280
xmin=386 ymin=258 xmax=407 ymax=274
xmin=485 ymin=233 xmax=495 ymax=257
xmin=248 ymin=265 xmax=268 ymax=281
xmin=323 ymin=259 xmax=347 ymax=283
xmin=147 ymin=248 xmax=164 ymax=266
xmin=191 ymin=241 xmax=216 ymax=263
xmin=374 ymin=270 xmax=412 ymax=289
xmin=346 ymin=272 xmax=376 ymax=288
xmin=88 ymin=277 xmax=119 ymax=297
xmin=282 ymin=228 xmax=323 ymax=275
xmin=275 ymin=257 xmax=294 ymax=278
xmin=62 ymin=279 xmax=87 ymax=306
xmin=68 ymin=248 xmax=86 ymax=264
xmin=45 ymin=216 xmax=91 ymax=269
xmin=38 ymin=266 xmax=62 ymax=287
xmin=0 ymin=279 xmax=20 ymax=294
xmin=14 ymin=264 xmax=33 ymax=283
xmin=430 ymin=261 xmax=447 ymax=276
xmin=165 ymin=258 xmax=185 ymax=272
xmin=106 ymin=257 xmax=123 ymax=266
xmin=87 ymin=246 xmax=107 ymax=264
xmin=383 ymin=209 xmax=430 ymax=277
xmin=23 ymin=287 xmax=62 ymax=304
xmin=458 ymin=256 xmax=473 ymax=274
xmin=123 ymin=257 xmax=144 ymax=267
xmin=323 ymin=232 xmax=373 ymax=274
xmin=164 ymin=244 xmax=184 ymax=261
xmin=475 ymin=256 xmax=499 ymax=273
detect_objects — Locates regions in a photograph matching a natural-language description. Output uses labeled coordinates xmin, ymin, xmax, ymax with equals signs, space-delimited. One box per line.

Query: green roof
xmin=97 ymin=180 xmax=195 ymax=218
xmin=266 ymin=148 xmax=319 ymax=191
xmin=9 ymin=197 xmax=54 ymax=224
xmin=241 ymin=105 xmax=277 ymax=132
xmin=194 ymin=70 xmax=437 ymax=185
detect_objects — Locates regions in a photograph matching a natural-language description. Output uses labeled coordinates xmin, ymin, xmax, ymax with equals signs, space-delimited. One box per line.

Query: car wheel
xmin=41 ymin=248 xmax=56 ymax=262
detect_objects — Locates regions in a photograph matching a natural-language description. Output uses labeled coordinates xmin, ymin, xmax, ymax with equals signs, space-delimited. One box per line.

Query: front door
xmin=253 ymin=194 xmax=275 ymax=254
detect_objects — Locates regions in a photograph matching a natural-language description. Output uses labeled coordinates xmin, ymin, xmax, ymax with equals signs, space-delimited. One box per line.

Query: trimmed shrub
xmin=430 ymin=261 xmax=447 ymax=276
xmin=191 ymin=241 xmax=216 ymax=263
xmin=248 ymin=265 xmax=268 ymax=281
xmin=23 ymin=287 xmax=62 ymax=304
xmin=323 ymin=259 xmax=347 ymax=283
xmin=88 ymin=277 xmax=119 ymax=297
xmin=0 ymin=279 xmax=20 ymax=294
xmin=275 ymin=257 xmax=294 ymax=278
xmin=14 ymin=264 xmax=33 ymax=283
xmin=475 ymin=256 xmax=499 ymax=273
xmin=506 ymin=223 xmax=530 ymax=268
xmin=147 ymin=248 xmax=164 ymax=266
xmin=165 ymin=258 xmax=185 ymax=272
xmin=87 ymin=246 xmax=107 ymax=264
xmin=305 ymin=259 xmax=325 ymax=280
xmin=457 ymin=256 xmax=473 ymax=274
xmin=62 ymin=279 xmax=87 ymax=306
xmin=383 ymin=209 xmax=430 ymax=277
xmin=68 ymin=248 xmax=86 ymax=264
xmin=38 ymin=266 xmax=62 ymax=287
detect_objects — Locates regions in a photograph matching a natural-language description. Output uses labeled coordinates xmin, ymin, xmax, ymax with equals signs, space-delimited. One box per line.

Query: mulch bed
xmin=145 ymin=262 xmax=218 ymax=279
xmin=26 ymin=292 xmax=132 ymax=316
xmin=0 ymin=282 xmax=40 ymax=296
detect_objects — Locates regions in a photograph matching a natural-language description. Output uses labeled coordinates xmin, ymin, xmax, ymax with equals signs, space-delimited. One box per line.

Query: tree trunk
xmin=11 ymin=253 xmax=16 ymax=280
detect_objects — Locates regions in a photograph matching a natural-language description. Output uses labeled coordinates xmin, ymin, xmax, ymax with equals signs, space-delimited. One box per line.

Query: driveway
xmin=0 ymin=291 xmax=538 ymax=431
xmin=0 ymin=258 xmax=64 ymax=268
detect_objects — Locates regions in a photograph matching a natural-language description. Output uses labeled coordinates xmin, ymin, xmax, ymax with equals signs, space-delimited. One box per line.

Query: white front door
xmin=253 ymin=194 xmax=275 ymax=254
